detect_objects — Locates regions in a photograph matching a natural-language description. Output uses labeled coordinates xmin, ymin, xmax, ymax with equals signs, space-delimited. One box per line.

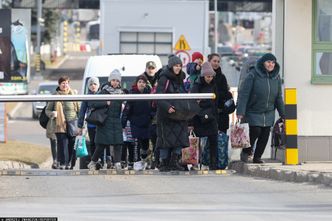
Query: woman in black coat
xmin=208 ymin=53 xmax=233 ymax=133
xmin=156 ymin=55 xmax=189 ymax=172
xmin=191 ymin=62 xmax=219 ymax=170
xmin=122 ymin=75 xmax=153 ymax=164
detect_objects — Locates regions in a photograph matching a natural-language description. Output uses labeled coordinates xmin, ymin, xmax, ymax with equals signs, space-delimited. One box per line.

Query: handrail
xmin=0 ymin=93 xmax=216 ymax=102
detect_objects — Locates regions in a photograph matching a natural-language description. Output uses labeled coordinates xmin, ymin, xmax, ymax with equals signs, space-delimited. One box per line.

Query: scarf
xmin=54 ymin=89 xmax=78 ymax=132
xmin=102 ymin=84 xmax=123 ymax=94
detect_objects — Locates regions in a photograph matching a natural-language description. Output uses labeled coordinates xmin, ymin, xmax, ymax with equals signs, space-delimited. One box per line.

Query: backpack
xmin=39 ymin=106 xmax=49 ymax=129
xmin=238 ymin=57 xmax=257 ymax=94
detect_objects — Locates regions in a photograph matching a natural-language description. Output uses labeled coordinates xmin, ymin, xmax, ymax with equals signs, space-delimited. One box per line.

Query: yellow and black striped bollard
xmin=284 ymin=88 xmax=299 ymax=165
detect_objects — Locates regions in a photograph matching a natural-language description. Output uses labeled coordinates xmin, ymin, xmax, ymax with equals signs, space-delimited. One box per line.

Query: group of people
xmin=44 ymin=51 xmax=285 ymax=171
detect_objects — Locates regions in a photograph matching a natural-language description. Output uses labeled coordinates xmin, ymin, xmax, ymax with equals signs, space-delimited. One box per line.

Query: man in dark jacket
xmin=236 ymin=53 xmax=285 ymax=164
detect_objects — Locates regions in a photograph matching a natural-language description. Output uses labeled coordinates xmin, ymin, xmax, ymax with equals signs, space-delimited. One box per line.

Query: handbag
xmin=85 ymin=107 xmax=108 ymax=126
xmin=167 ymin=100 xmax=200 ymax=121
xmin=181 ymin=131 xmax=199 ymax=165
xmin=230 ymin=121 xmax=250 ymax=148
xmin=66 ymin=119 xmax=78 ymax=137
xmin=75 ymin=135 xmax=88 ymax=158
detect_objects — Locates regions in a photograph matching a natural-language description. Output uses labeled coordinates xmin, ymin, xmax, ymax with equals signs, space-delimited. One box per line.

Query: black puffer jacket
xmin=156 ymin=66 xmax=189 ymax=149
xmin=191 ymin=77 xmax=218 ymax=137
xmin=214 ymin=67 xmax=231 ymax=132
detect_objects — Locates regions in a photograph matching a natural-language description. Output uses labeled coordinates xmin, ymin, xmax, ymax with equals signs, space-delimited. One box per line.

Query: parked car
xmin=32 ymin=82 xmax=58 ymax=119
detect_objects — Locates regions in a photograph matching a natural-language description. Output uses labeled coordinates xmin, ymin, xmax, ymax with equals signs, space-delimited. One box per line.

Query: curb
xmin=228 ymin=161 xmax=332 ymax=187
xmin=0 ymin=168 xmax=232 ymax=176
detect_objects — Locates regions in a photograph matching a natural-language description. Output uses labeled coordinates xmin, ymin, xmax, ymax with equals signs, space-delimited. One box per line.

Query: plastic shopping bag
xmin=230 ymin=122 xmax=250 ymax=148
xmin=75 ymin=135 xmax=88 ymax=158
xmin=181 ymin=131 xmax=199 ymax=165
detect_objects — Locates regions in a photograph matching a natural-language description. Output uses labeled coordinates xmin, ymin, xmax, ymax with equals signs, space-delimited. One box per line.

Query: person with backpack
xmin=45 ymin=76 xmax=79 ymax=170
xmin=190 ymin=62 xmax=219 ymax=170
xmin=142 ymin=61 xmax=159 ymax=169
xmin=186 ymin=51 xmax=204 ymax=91
xmin=236 ymin=53 xmax=285 ymax=164
xmin=208 ymin=53 xmax=234 ymax=133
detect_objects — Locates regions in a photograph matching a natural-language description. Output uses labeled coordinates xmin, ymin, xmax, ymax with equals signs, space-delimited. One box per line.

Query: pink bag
xmin=181 ymin=131 xmax=199 ymax=165
xmin=230 ymin=122 xmax=250 ymax=148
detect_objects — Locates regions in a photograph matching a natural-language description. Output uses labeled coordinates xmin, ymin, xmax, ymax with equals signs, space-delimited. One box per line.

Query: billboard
xmin=0 ymin=9 xmax=31 ymax=95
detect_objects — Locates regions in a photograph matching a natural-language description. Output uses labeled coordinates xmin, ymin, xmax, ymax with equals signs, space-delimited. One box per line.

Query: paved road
xmin=0 ymin=174 xmax=332 ymax=220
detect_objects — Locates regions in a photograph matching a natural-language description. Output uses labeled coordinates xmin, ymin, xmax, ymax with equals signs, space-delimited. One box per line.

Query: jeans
xmin=55 ymin=133 xmax=76 ymax=167
xmin=49 ymin=138 xmax=57 ymax=162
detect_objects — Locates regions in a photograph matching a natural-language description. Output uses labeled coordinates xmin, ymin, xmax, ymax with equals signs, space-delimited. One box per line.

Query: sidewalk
xmin=229 ymin=160 xmax=332 ymax=187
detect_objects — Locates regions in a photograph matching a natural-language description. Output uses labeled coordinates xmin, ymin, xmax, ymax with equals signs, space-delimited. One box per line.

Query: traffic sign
xmin=174 ymin=35 xmax=191 ymax=51
xmin=175 ymin=50 xmax=190 ymax=67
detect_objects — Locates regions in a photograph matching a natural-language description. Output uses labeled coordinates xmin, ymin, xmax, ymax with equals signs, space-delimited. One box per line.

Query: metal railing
xmin=0 ymin=93 xmax=215 ymax=102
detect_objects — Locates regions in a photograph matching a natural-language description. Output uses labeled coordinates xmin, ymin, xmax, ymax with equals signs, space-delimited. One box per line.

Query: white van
xmin=81 ymin=54 xmax=162 ymax=94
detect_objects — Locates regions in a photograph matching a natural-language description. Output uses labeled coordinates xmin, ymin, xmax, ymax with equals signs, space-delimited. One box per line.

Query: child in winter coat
xmin=122 ymin=75 xmax=153 ymax=170
xmin=186 ymin=51 xmax=204 ymax=91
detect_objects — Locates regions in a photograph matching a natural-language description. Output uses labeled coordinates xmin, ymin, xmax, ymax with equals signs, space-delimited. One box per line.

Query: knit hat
xmin=260 ymin=53 xmax=277 ymax=63
xmin=146 ymin=61 xmax=156 ymax=69
xmin=168 ymin=54 xmax=182 ymax=67
xmin=108 ymin=69 xmax=122 ymax=82
xmin=135 ymin=74 xmax=148 ymax=84
xmin=192 ymin=52 xmax=203 ymax=62
xmin=201 ymin=62 xmax=216 ymax=77
xmin=88 ymin=77 xmax=100 ymax=87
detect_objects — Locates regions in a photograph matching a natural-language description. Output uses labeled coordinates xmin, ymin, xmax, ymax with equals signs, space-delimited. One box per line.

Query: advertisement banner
xmin=0 ymin=9 xmax=31 ymax=95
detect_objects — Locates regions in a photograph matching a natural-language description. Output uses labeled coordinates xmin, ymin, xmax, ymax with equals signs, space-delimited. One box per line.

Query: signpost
xmin=174 ymin=34 xmax=191 ymax=68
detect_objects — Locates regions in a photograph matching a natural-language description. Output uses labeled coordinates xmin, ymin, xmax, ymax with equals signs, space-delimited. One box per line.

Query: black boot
xmin=169 ymin=153 xmax=185 ymax=171
xmin=159 ymin=158 xmax=170 ymax=172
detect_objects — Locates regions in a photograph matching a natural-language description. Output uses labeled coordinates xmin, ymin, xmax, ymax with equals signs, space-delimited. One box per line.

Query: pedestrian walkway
xmin=229 ymin=160 xmax=332 ymax=187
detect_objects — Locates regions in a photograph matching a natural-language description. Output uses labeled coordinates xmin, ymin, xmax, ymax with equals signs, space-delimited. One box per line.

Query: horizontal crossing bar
xmin=0 ymin=93 xmax=215 ymax=102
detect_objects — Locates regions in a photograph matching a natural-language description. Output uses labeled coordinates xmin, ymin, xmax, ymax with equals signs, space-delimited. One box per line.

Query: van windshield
xmin=84 ymin=76 xmax=136 ymax=94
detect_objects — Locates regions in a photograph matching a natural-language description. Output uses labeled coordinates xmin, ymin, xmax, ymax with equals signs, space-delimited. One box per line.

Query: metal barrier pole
xmin=0 ymin=93 xmax=215 ymax=102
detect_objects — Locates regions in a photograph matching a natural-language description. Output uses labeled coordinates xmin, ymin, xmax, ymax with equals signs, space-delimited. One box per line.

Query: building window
xmin=312 ymin=0 xmax=332 ymax=83
xmin=120 ymin=32 xmax=172 ymax=65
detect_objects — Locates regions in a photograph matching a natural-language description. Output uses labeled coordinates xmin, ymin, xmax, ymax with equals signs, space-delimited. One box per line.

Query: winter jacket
xmin=90 ymin=84 xmax=123 ymax=145
xmin=214 ymin=66 xmax=231 ymax=132
xmin=121 ymin=86 xmax=153 ymax=139
xmin=77 ymin=90 xmax=98 ymax=129
xmin=156 ymin=66 xmax=189 ymax=149
xmin=45 ymin=88 xmax=79 ymax=133
xmin=191 ymin=77 xmax=218 ymax=137
xmin=186 ymin=62 xmax=201 ymax=90
xmin=236 ymin=57 xmax=285 ymax=127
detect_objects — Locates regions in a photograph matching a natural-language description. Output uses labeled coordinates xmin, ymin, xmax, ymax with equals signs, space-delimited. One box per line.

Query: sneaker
xmin=88 ymin=161 xmax=97 ymax=170
xmin=133 ymin=161 xmax=147 ymax=171
xmin=59 ymin=165 xmax=65 ymax=170
xmin=114 ymin=162 xmax=122 ymax=170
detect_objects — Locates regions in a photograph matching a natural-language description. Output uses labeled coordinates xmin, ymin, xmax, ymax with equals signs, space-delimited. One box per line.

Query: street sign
xmin=175 ymin=50 xmax=190 ymax=67
xmin=174 ymin=34 xmax=191 ymax=51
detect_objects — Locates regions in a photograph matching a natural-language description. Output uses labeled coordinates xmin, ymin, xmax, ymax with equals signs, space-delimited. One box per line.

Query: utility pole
xmin=214 ymin=0 xmax=218 ymax=53
xmin=35 ymin=0 xmax=42 ymax=75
